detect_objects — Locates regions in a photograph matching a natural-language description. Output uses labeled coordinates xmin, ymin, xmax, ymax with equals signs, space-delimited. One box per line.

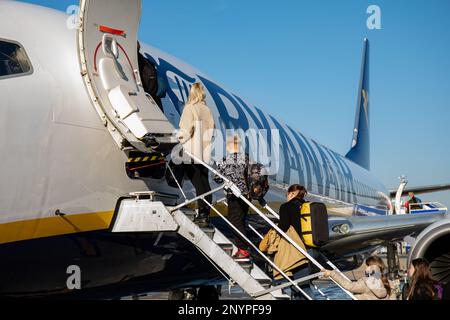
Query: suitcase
xmin=300 ymin=202 xmax=329 ymax=247
xmin=165 ymin=160 xmax=185 ymax=188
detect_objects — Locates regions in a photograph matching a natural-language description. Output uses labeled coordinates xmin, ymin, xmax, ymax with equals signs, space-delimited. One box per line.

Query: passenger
xmin=177 ymin=83 xmax=215 ymax=227
xmin=321 ymin=256 xmax=393 ymax=300
xmin=214 ymin=135 xmax=251 ymax=261
xmin=137 ymin=41 xmax=163 ymax=111
xmin=275 ymin=184 xmax=310 ymax=299
xmin=403 ymin=258 xmax=443 ymax=300
xmin=278 ymin=184 xmax=307 ymax=239
xmin=404 ymin=200 xmax=410 ymax=214
xmin=405 ymin=192 xmax=422 ymax=213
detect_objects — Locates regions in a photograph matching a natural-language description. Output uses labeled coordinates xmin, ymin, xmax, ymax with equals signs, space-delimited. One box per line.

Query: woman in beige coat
xmin=177 ymin=83 xmax=215 ymax=226
xmin=322 ymin=256 xmax=394 ymax=300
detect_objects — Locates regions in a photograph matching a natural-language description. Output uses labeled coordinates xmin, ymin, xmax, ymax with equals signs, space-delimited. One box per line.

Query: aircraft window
xmin=0 ymin=39 xmax=32 ymax=79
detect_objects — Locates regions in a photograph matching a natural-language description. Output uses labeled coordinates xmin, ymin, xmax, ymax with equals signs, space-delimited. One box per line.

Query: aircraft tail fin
xmin=346 ymin=38 xmax=370 ymax=170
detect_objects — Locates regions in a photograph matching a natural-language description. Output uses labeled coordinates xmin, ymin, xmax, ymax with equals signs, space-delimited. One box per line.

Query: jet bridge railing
xmin=170 ymin=150 xmax=357 ymax=300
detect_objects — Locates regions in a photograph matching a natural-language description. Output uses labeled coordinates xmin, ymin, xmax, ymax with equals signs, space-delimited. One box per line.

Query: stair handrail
xmin=254 ymin=191 xmax=357 ymax=292
xmin=253 ymin=272 xmax=323 ymax=298
xmin=181 ymin=150 xmax=357 ymax=300
xmin=201 ymin=198 xmax=313 ymax=300
xmin=219 ymin=196 xmax=331 ymax=298
xmin=166 ymin=163 xmax=188 ymax=200
xmin=167 ymin=168 xmax=313 ymax=298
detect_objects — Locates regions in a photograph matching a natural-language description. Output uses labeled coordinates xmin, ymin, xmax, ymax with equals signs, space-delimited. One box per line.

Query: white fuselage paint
xmin=0 ymin=2 xmax=156 ymax=225
xmin=0 ymin=1 xmax=390 ymax=229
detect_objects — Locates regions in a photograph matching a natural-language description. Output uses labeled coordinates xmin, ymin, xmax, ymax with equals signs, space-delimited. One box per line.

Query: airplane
xmin=1 ymin=0 xmax=450 ymax=299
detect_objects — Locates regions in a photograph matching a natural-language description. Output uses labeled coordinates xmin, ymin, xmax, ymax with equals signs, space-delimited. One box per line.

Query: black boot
xmin=194 ymin=211 xmax=210 ymax=227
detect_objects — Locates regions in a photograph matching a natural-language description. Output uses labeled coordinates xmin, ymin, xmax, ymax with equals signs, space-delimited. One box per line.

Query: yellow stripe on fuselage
xmin=0 ymin=211 xmax=114 ymax=245
xmin=0 ymin=201 xmax=291 ymax=245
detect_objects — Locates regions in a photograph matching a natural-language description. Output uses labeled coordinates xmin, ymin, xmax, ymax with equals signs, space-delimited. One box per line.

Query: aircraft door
xmin=77 ymin=0 xmax=175 ymax=152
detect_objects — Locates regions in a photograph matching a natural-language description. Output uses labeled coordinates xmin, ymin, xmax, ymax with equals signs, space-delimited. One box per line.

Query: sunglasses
xmin=364 ymin=270 xmax=381 ymax=278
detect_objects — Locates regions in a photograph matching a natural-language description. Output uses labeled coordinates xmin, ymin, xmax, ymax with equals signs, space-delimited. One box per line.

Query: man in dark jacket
xmin=137 ymin=41 xmax=163 ymax=111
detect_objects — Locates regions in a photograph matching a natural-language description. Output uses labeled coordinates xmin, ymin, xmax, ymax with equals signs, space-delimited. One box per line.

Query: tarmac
xmin=127 ymin=252 xmax=410 ymax=300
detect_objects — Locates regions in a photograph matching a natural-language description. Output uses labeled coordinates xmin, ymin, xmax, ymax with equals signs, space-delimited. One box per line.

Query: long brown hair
xmin=407 ymin=258 xmax=438 ymax=300
xmin=288 ymin=184 xmax=307 ymax=200
xmin=366 ymin=256 xmax=391 ymax=296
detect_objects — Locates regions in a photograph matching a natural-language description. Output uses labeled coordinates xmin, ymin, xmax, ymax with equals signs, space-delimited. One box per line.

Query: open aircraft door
xmin=77 ymin=0 xmax=175 ymax=153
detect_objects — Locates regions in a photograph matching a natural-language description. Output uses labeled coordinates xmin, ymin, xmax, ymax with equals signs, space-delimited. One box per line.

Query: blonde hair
xmin=187 ymin=83 xmax=206 ymax=105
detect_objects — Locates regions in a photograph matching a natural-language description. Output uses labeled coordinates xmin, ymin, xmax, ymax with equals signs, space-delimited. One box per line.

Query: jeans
xmin=227 ymin=194 xmax=250 ymax=249
xmin=275 ymin=249 xmax=321 ymax=300
xmin=278 ymin=265 xmax=311 ymax=300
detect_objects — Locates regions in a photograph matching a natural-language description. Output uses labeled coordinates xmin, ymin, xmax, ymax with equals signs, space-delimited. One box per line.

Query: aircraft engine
xmin=409 ymin=219 xmax=450 ymax=284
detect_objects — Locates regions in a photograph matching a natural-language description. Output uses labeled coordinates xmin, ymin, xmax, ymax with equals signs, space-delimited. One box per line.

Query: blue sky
xmin=22 ymin=0 xmax=450 ymax=206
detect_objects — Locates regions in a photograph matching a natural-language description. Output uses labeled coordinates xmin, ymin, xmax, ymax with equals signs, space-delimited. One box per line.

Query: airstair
xmin=110 ymin=151 xmax=357 ymax=300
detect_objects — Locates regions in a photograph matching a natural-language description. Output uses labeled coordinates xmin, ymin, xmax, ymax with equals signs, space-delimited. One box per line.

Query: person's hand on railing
xmin=258 ymin=198 xmax=267 ymax=207
xmin=213 ymin=175 xmax=224 ymax=184
xmin=321 ymin=269 xmax=332 ymax=278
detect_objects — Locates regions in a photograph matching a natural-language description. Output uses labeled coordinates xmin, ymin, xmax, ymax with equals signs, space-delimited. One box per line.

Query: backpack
xmin=248 ymin=163 xmax=269 ymax=202
xmin=300 ymin=202 xmax=329 ymax=247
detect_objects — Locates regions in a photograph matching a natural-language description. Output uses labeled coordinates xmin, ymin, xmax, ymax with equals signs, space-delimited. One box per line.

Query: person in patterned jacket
xmin=215 ymin=135 xmax=252 ymax=261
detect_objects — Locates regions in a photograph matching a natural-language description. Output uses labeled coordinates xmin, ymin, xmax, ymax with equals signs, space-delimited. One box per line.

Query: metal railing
xmin=214 ymin=197 xmax=330 ymax=300
xmin=168 ymin=150 xmax=357 ymax=300
xmin=408 ymin=202 xmax=448 ymax=214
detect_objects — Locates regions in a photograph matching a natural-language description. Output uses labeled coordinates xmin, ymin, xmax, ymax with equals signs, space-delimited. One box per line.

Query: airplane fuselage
xmin=0 ymin=1 xmax=397 ymax=297
xmin=0 ymin=2 xmax=390 ymax=238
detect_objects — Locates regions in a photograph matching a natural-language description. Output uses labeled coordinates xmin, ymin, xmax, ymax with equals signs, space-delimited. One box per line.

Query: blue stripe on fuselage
xmin=144 ymin=50 xmax=389 ymax=212
xmin=356 ymin=204 xmax=388 ymax=216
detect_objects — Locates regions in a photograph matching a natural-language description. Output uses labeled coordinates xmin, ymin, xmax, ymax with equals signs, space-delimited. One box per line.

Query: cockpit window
xmin=0 ymin=39 xmax=33 ymax=79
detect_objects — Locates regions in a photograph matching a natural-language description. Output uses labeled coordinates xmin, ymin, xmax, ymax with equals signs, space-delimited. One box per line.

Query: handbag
xmin=165 ymin=160 xmax=185 ymax=188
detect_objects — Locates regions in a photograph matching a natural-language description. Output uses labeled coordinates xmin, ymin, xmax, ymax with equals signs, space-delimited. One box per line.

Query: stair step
xmin=201 ymin=226 xmax=216 ymax=238
xmin=272 ymin=289 xmax=291 ymax=300
xmin=218 ymin=244 xmax=234 ymax=256
xmin=183 ymin=210 xmax=197 ymax=221
xmin=257 ymin=278 xmax=273 ymax=289
xmin=236 ymin=260 xmax=253 ymax=273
